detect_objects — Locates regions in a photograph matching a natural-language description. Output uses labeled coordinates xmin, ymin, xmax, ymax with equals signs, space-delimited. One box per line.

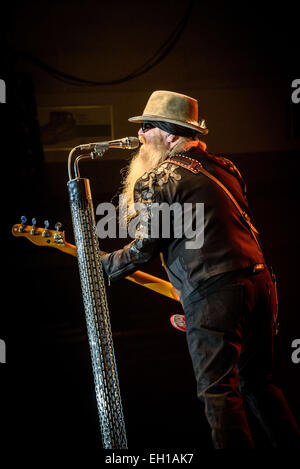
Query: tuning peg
xmin=54 ymin=222 xmax=64 ymax=244
xmin=42 ymin=220 xmax=50 ymax=237
xmin=19 ymin=215 xmax=27 ymax=232
xmin=31 ymin=218 xmax=37 ymax=235
xmin=55 ymin=222 xmax=62 ymax=232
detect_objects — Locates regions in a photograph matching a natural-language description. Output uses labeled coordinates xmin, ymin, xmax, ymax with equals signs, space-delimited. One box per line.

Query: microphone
xmin=78 ymin=136 xmax=139 ymax=152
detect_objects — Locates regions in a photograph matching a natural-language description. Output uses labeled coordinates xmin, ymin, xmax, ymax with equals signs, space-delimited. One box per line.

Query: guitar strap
xmin=165 ymin=153 xmax=262 ymax=250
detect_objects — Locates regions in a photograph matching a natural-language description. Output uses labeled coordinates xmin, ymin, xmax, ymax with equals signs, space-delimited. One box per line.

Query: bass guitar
xmin=12 ymin=218 xmax=186 ymax=331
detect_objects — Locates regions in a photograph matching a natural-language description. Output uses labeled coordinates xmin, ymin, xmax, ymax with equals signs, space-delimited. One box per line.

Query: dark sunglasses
xmin=141 ymin=121 xmax=156 ymax=132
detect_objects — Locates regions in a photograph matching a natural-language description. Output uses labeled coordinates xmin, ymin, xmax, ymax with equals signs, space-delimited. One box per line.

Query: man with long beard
xmin=101 ymin=90 xmax=300 ymax=448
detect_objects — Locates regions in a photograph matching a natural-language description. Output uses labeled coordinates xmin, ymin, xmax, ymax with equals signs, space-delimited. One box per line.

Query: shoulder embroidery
xmin=130 ymin=163 xmax=181 ymax=251
xmin=137 ymin=162 xmax=181 ymax=198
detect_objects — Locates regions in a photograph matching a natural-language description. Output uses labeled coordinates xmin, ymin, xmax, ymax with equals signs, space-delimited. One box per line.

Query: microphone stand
xmin=68 ymin=145 xmax=106 ymax=180
xmin=67 ymin=144 xmax=128 ymax=449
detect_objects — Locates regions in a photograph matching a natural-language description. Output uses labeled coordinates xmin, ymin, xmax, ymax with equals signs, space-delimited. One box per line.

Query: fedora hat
xmin=128 ymin=90 xmax=208 ymax=135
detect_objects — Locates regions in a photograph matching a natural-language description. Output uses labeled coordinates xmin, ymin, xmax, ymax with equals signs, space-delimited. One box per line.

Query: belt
xmin=182 ymin=263 xmax=267 ymax=308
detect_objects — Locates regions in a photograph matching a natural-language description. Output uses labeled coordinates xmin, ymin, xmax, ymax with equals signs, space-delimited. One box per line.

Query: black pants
xmin=184 ymin=267 xmax=300 ymax=448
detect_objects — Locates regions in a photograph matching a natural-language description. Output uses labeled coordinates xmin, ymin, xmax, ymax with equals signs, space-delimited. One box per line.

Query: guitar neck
xmin=12 ymin=223 xmax=179 ymax=302
xmin=59 ymin=242 xmax=178 ymax=301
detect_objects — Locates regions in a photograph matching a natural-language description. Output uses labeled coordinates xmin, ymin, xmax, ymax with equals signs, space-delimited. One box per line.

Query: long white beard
xmin=119 ymin=139 xmax=168 ymax=220
xmin=117 ymin=136 xmax=207 ymax=224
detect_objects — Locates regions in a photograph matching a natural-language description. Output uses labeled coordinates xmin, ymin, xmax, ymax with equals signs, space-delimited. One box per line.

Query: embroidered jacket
xmin=101 ymin=147 xmax=265 ymax=304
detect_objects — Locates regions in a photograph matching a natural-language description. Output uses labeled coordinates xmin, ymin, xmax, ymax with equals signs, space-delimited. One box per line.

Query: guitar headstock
xmin=12 ymin=216 xmax=76 ymax=256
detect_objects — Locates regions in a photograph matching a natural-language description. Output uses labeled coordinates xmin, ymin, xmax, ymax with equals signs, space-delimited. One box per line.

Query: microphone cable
xmin=13 ymin=0 xmax=196 ymax=87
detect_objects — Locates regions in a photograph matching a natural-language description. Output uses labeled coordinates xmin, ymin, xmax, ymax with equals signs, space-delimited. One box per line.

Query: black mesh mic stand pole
xmin=67 ymin=147 xmax=127 ymax=449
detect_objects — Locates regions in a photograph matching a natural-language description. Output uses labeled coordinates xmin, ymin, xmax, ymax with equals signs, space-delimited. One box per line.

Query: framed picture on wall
xmin=37 ymin=104 xmax=114 ymax=161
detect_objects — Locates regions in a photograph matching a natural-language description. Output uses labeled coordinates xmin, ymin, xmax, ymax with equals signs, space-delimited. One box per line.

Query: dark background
xmin=1 ymin=0 xmax=300 ymax=457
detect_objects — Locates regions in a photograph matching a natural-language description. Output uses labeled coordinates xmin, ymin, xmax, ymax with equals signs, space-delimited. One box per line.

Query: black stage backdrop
xmin=1 ymin=0 xmax=300 ymax=458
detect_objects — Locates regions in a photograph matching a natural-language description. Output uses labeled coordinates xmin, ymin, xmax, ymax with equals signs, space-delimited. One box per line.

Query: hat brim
xmin=128 ymin=114 xmax=208 ymax=135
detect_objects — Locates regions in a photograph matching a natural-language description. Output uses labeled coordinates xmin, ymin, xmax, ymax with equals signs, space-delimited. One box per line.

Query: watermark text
xmin=291 ymin=339 xmax=300 ymax=364
xmin=0 ymin=338 xmax=6 ymax=363
xmin=96 ymin=196 xmax=204 ymax=249
xmin=0 ymin=79 xmax=6 ymax=103
xmin=291 ymin=79 xmax=300 ymax=104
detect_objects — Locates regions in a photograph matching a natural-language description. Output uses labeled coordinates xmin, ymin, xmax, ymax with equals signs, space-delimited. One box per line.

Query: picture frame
xmin=37 ymin=104 xmax=114 ymax=160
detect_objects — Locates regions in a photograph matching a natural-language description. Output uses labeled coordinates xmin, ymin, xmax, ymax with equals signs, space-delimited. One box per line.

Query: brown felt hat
xmin=128 ymin=90 xmax=208 ymax=135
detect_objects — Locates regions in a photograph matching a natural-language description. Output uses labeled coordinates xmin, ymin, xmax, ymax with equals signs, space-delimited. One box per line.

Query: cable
xmin=14 ymin=0 xmax=195 ymax=87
